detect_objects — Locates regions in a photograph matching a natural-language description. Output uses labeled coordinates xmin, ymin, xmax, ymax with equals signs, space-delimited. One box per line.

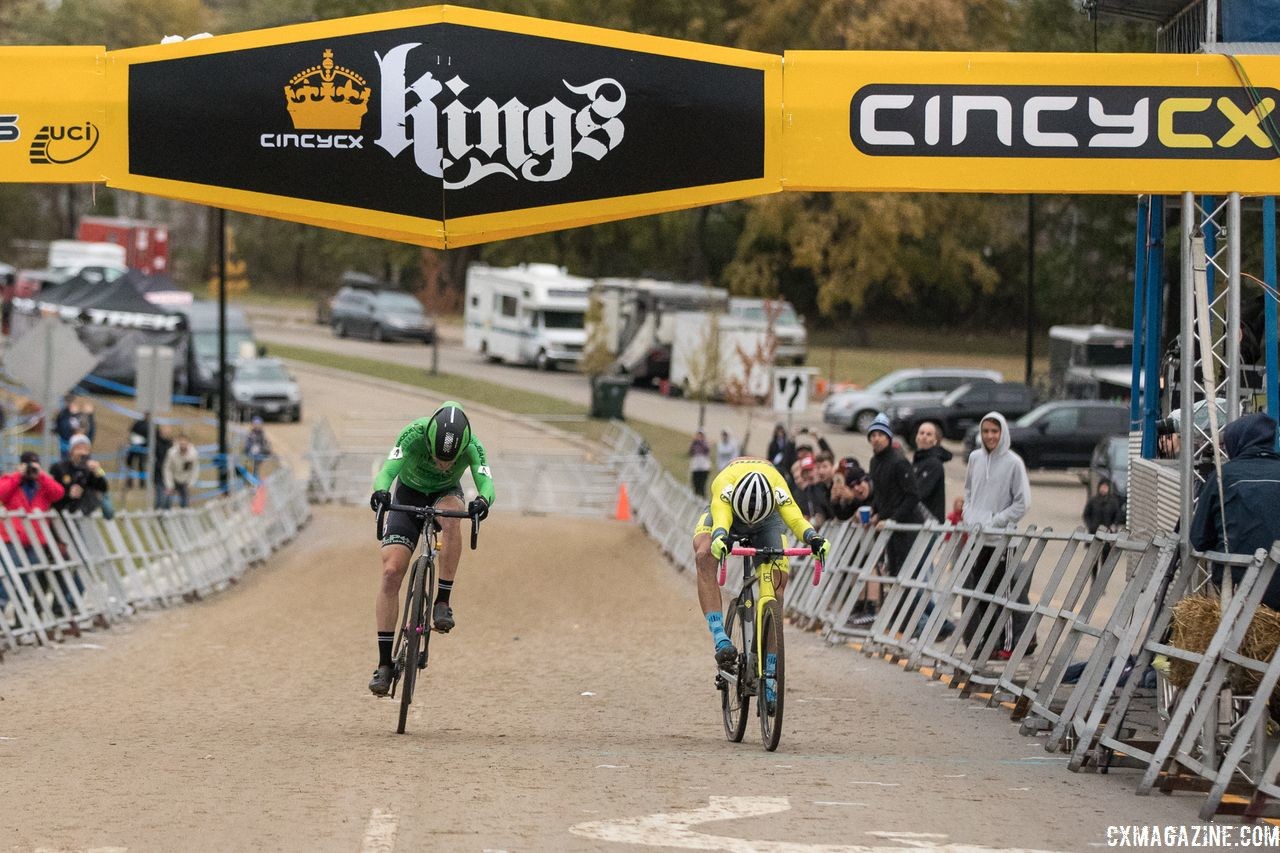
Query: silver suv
xmin=822 ymin=367 xmax=1003 ymax=433
xmin=230 ymin=357 xmax=302 ymax=422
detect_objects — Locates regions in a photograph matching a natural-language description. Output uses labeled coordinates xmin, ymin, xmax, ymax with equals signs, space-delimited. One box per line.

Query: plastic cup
xmin=858 ymin=505 xmax=872 ymax=524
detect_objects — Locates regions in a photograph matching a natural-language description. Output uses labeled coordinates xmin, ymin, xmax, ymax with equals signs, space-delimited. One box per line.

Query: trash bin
xmin=590 ymin=376 xmax=629 ymax=420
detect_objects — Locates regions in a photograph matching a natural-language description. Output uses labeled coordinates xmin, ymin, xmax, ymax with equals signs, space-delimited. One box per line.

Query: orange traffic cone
xmin=251 ymin=483 xmax=268 ymax=516
xmin=614 ymin=483 xmax=632 ymax=521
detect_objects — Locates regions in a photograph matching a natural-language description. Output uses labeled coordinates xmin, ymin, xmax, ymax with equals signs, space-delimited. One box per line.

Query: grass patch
xmin=268 ymin=342 xmax=695 ymax=480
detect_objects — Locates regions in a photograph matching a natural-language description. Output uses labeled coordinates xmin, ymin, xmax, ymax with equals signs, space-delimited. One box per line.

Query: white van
xmin=464 ymin=263 xmax=591 ymax=370
xmin=47 ymin=240 xmax=128 ymax=280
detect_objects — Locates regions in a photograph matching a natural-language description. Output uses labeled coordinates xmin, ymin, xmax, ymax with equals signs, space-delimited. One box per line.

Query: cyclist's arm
xmin=707 ymin=468 xmax=735 ymax=539
xmin=467 ymin=440 xmax=496 ymax=505
xmin=765 ymin=467 xmax=817 ymax=544
xmin=373 ymin=441 xmax=408 ymax=492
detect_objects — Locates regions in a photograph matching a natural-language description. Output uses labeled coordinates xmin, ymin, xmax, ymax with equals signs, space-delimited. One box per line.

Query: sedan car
xmin=230 ymin=357 xmax=302 ymax=422
xmin=822 ymin=368 xmax=1003 ymax=433
xmin=965 ymin=400 xmax=1129 ymax=469
xmin=889 ymin=381 xmax=1036 ymax=445
xmin=331 ymin=287 xmax=435 ymax=343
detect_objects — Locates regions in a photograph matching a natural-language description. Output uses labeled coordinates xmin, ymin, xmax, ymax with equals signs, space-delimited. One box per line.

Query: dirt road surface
xmin=0 ymin=341 xmax=1201 ymax=852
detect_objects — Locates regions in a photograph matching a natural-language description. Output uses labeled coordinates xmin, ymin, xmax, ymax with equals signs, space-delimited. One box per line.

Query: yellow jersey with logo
xmin=706 ymin=457 xmax=814 ymax=543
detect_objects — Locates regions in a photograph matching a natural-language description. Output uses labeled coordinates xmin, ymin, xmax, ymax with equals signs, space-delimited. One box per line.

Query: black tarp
xmin=10 ymin=274 xmax=189 ymax=390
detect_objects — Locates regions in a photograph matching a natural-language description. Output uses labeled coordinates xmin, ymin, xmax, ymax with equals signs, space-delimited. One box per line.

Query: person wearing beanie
xmin=866 ymin=413 xmax=923 ymax=576
xmin=1190 ymin=412 xmax=1280 ymax=609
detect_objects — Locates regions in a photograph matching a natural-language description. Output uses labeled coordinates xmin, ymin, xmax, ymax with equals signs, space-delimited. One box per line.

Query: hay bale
xmin=1168 ymin=595 xmax=1221 ymax=689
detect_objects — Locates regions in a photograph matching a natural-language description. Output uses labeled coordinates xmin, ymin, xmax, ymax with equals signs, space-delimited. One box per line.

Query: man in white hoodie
xmin=961 ymin=412 xmax=1033 ymax=659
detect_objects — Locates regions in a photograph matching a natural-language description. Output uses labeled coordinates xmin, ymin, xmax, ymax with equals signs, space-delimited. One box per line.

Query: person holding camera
xmin=0 ymin=452 xmax=66 ymax=559
xmin=50 ymin=434 xmax=110 ymax=516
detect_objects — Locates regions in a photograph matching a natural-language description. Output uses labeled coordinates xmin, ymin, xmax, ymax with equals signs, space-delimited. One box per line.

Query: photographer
xmin=50 ymin=435 xmax=110 ymax=517
xmin=0 ymin=452 xmax=65 ymax=559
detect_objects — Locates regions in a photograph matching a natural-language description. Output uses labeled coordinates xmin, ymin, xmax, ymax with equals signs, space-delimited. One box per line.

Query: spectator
xmin=806 ymin=451 xmax=836 ymax=527
xmin=766 ymin=423 xmax=795 ymax=473
xmin=688 ymin=429 xmax=712 ymax=497
xmin=830 ymin=457 xmax=869 ymax=522
xmin=243 ymin=416 xmax=274 ymax=478
xmin=913 ymin=422 xmax=952 ymax=523
xmin=715 ymin=430 xmax=740 ymax=472
xmin=1083 ymin=478 xmax=1123 ymax=535
xmin=54 ymin=395 xmax=95 ymax=458
xmin=790 ymin=454 xmax=818 ymax=518
xmin=49 ymin=435 xmax=110 ymax=516
xmin=962 ymin=412 xmax=1033 ymax=659
xmin=0 ymin=452 xmax=65 ymax=560
xmin=866 ymin=413 xmax=924 ymax=576
xmin=152 ymin=425 xmax=174 ymax=508
xmin=125 ymin=413 xmax=151 ymax=490
xmin=162 ymin=432 xmax=200 ymax=509
xmin=1190 ymin=412 xmax=1280 ymax=610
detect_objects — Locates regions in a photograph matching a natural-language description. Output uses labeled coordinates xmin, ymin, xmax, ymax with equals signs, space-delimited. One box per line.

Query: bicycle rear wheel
xmin=720 ymin=598 xmax=751 ymax=743
xmin=758 ymin=599 xmax=785 ymax=752
xmin=397 ymin=555 xmax=431 ymax=734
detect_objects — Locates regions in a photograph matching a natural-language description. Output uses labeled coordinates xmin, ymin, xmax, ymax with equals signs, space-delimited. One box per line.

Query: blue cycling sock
xmin=765 ymin=652 xmax=777 ymax=676
xmin=765 ymin=653 xmax=778 ymax=702
xmin=706 ymin=612 xmax=730 ymax=648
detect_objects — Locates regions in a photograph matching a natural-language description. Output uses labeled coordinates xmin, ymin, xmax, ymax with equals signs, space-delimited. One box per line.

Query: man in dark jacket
xmin=1083 ymin=478 xmax=1124 ymax=534
xmin=867 ymin=413 xmax=923 ymax=576
xmin=1190 ymin=412 xmax=1280 ymax=609
xmin=50 ymin=434 xmax=109 ymax=515
xmin=912 ymin=421 xmax=952 ymax=522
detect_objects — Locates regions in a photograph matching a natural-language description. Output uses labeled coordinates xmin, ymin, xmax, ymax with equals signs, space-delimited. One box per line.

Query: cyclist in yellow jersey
xmin=692 ymin=457 xmax=830 ymax=665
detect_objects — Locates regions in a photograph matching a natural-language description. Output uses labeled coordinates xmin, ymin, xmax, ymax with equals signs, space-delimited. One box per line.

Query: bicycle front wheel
xmin=721 ymin=599 xmax=750 ymax=743
xmin=758 ymin=599 xmax=785 ymax=752
xmin=397 ymin=555 xmax=431 ymax=734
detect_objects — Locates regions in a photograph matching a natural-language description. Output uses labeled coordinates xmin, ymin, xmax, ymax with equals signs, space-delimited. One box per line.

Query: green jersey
xmin=373 ymin=417 xmax=496 ymax=504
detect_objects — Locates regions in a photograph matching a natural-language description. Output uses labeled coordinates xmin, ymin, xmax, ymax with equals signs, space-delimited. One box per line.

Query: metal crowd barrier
xmin=595 ymin=422 xmax=1280 ymax=822
xmin=0 ymin=466 xmax=310 ymax=660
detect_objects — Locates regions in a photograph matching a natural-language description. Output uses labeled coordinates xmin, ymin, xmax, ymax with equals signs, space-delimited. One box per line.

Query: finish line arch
xmin=2 ymin=5 xmax=1279 ymax=247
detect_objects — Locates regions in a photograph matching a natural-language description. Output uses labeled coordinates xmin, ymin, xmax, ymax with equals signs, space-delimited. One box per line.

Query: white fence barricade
xmin=0 ymin=467 xmax=310 ymax=660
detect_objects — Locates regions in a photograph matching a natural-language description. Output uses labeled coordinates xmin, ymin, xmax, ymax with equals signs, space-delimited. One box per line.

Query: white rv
xmin=464 ymin=263 xmax=591 ymax=370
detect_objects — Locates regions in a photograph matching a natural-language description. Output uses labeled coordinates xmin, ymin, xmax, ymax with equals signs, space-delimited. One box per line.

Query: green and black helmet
xmin=426 ymin=401 xmax=471 ymax=462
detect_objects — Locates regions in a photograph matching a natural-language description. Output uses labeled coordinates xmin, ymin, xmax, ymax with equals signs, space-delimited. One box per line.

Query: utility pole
xmin=1025 ymin=195 xmax=1036 ymax=387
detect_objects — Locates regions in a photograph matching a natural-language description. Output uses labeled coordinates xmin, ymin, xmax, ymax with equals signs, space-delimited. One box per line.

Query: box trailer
xmin=77 ymin=216 xmax=170 ymax=274
xmin=669 ymin=312 xmax=773 ymax=400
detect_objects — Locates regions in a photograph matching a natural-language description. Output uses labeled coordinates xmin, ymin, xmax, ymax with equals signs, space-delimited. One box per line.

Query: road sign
xmin=5 ymin=316 xmax=98 ymax=403
xmin=135 ymin=345 xmax=174 ymax=415
xmin=773 ymin=366 xmax=817 ymax=414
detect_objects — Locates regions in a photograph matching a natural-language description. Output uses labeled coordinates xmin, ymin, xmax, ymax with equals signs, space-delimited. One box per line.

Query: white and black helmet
xmin=731 ymin=471 xmax=775 ymax=526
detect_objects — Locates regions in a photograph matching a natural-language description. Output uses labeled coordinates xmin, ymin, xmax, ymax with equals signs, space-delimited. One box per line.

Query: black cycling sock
xmin=437 ymin=579 xmax=453 ymax=605
xmin=377 ymin=631 xmax=394 ymax=667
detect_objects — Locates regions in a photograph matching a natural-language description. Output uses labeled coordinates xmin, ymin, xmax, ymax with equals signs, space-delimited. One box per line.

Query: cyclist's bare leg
xmin=376 ymin=543 xmax=412 ymax=632
xmin=434 ymin=494 xmax=465 ymax=582
xmin=692 ymin=532 xmax=723 ymax=616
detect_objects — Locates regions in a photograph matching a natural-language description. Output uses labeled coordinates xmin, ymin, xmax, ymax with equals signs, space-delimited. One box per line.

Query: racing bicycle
xmin=376 ymin=501 xmax=481 ymax=734
xmin=716 ymin=545 xmax=822 ymax=752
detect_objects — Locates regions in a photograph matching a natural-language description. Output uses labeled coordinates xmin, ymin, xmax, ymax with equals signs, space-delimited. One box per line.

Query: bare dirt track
xmin=2 ymin=503 xmax=1201 ymax=853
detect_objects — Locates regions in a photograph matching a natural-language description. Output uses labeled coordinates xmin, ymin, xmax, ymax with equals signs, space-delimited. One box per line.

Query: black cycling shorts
xmin=380 ymin=481 xmax=465 ymax=551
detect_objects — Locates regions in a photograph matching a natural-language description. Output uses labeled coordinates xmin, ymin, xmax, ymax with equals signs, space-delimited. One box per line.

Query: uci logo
xmin=29 ymin=121 xmax=99 ymax=165
xmin=0 ymin=115 xmax=18 ymax=143
xmin=850 ymin=84 xmax=1280 ymax=160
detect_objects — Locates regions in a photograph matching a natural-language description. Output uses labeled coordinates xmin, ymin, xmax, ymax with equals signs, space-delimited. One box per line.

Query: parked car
xmin=888 ymin=381 xmax=1036 ymax=445
xmin=1083 ymin=434 xmax=1129 ymax=501
xmin=964 ymin=400 xmax=1128 ymax=469
xmin=229 ymin=357 xmax=302 ymax=422
xmin=317 ymin=271 xmax=382 ymax=324
xmin=823 ymin=368 xmax=1003 ymax=433
xmin=331 ymin=287 xmax=435 ymax=343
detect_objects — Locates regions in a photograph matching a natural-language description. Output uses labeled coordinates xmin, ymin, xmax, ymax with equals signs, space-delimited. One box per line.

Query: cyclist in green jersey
xmin=367 ymin=401 xmax=495 ymax=695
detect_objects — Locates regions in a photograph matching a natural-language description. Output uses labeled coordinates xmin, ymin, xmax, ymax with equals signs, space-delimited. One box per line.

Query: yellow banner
xmin=106 ymin=6 xmax=781 ymax=248
xmin=0 ymin=46 xmax=112 ymax=183
xmin=783 ymin=51 xmax=1280 ymax=195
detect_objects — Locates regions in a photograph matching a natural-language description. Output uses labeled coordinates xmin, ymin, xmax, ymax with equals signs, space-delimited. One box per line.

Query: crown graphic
xmin=283 ymin=49 xmax=371 ymax=130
